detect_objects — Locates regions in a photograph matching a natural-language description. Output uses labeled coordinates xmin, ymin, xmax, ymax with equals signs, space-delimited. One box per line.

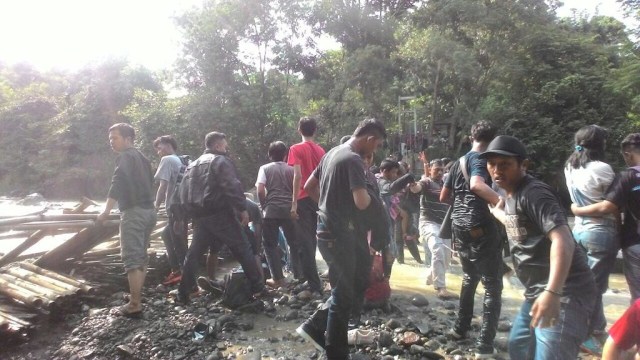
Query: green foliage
xmin=1 ymin=0 xmax=640 ymax=198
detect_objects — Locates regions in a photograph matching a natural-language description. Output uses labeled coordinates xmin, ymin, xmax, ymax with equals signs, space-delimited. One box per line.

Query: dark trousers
xmin=314 ymin=218 xmax=372 ymax=360
xmin=179 ymin=212 xmax=264 ymax=296
xmin=161 ymin=214 xmax=188 ymax=271
xmin=262 ymin=217 xmax=298 ymax=281
xmin=295 ymin=197 xmax=322 ymax=292
xmin=453 ymin=221 xmax=503 ymax=348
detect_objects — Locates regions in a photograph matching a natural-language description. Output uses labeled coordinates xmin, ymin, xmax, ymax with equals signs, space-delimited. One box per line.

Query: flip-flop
xmin=110 ymin=305 xmax=143 ymax=319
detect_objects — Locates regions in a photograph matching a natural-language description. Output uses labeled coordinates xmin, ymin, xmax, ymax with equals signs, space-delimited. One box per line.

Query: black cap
xmin=479 ymin=135 xmax=527 ymax=159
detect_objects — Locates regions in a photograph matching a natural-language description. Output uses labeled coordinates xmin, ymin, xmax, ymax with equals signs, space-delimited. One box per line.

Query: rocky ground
xmin=1 ymin=246 xmax=628 ymax=360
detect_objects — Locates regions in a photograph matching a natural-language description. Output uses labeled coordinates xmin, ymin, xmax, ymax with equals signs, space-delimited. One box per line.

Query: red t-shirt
xmin=287 ymin=140 xmax=325 ymax=199
xmin=609 ymin=299 xmax=640 ymax=350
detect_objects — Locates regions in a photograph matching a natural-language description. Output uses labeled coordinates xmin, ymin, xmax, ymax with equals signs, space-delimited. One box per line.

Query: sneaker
xmin=169 ymin=289 xmax=190 ymax=305
xmin=474 ymin=344 xmax=497 ymax=359
xmin=296 ymin=311 xmax=327 ymax=351
xmin=347 ymin=329 xmax=375 ymax=345
xmin=580 ymin=336 xmax=603 ymax=357
xmin=162 ymin=271 xmax=182 ymax=286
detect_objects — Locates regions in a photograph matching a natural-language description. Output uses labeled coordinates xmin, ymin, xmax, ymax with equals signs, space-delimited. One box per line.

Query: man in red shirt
xmin=602 ymin=299 xmax=640 ymax=360
xmin=288 ymin=116 xmax=325 ymax=293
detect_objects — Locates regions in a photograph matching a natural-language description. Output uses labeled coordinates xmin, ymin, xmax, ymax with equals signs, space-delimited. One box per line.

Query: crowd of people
xmin=97 ymin=119 xmax=640 ymax=360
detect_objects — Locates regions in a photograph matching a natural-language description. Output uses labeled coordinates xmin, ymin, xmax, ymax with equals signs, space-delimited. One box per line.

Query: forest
xmin=1 ymin=0 xmax=639 ymax=199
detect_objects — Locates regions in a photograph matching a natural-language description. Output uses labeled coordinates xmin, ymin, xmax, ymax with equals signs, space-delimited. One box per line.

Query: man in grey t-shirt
xmin=256 ymin=141 xmax=299 ymax=288
xmin=153 ymin=135 xmax=188 ymax=285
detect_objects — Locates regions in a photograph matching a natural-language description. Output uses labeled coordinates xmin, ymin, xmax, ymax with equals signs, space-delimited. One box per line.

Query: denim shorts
xmin=120 ymin=206 xmax=157 ymax=271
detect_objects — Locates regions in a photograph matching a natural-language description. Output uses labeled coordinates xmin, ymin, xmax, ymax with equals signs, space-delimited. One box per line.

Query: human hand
xmin=290 ymin=208 xmax=299 ymax=220
xmin=96 ymin=211 xmax=109 ymax=224
xmin=530 ymin=291 xmax=561 ymax=328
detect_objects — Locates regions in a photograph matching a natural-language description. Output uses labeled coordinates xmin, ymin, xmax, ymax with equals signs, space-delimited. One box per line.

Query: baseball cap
xmin=479 ymin=135 xmax=527 ymax=159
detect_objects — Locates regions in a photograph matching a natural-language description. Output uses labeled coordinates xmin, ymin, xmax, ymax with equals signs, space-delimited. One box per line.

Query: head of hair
xmin=353 ymin=118 xmax=387 ymax=139
xmin=268 ymin=141 xmax=288 ymax=161
xmin=205 ymin=131 xmax=226 ymax=149
xmin=340 ymin=135 xmax=352 ymax=144
xmin=567 ymin=124 xmax=608 ymax=169
xmin=153 ymin=135 xmax=178 ymax=151
xmin=440 ymin=157 xmax=451 ymax=165
xmin=298 ymin=116 xmax=317 ymax=137
xmin=621 ymin=133 xmax=640 ymax=153
xmin=379 ymin=159 xmax=400 ymax=172
xmin=430 ymin=159 xmax=444 ymax=167
xmin=444 ymin=160 xmax=455 ymax=172
xmin=109 ymin=123 xmax=135 ymax=140
xmin=470 ymin=121 xmax=497 ymax=143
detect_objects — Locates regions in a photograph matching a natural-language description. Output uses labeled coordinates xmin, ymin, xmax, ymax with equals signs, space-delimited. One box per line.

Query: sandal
xmin=110 ymin=304 xmax=143 ymax=319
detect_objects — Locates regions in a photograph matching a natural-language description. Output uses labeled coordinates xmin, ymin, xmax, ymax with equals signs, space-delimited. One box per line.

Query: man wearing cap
xmin=483 ymin=135 xmax=596 ymax=359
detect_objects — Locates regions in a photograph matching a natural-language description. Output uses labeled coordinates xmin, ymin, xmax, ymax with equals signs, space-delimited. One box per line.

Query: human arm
xmin=529 ymin=224 xmax=574 ymax=328
xmin=213 ymin=156 xmax=246 ymax=213
xmin=304 ymin=174 xmax=320 ymax=203
xmin=97 ymin=198 xmax=117 ymax=223
xmin=353 ymin=188 xmax=371 ymax=210
xmin=571 ymin=200 xmax=618 ymax=217
xmin=257 ymin=183 xmax=267 ymax=209
xmin=470 ymin=175 xmax=500 ymax=206
xmin=155 ymin=180 xmax=168 ymax=210
xmin=291 ymin=164 xmax=302 ymax=218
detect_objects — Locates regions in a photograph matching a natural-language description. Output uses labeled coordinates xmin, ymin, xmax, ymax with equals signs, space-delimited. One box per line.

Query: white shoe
xmin=347 ymin=329 xmax=375 ymax=345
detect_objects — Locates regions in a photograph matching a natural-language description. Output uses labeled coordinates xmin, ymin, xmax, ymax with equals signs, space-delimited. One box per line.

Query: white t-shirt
xmin=565 ymin=160 xmax=616 ymax=222
xmin=154 ymin=154 xmax=183 ymax=209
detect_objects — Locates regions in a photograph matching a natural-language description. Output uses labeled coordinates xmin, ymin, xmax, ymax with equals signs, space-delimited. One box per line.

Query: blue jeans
xmin=262 ymin=218 xmax=297 ymax=281
xmin=509 ymin=295 xmax=594 ymax=360
xmin=624 ymin=243 xmax=640 ymax=301
xmin=315 ymin=217 xmax=371 ymax=360
xmin=573 ymin=220 xmax=619 ymax=332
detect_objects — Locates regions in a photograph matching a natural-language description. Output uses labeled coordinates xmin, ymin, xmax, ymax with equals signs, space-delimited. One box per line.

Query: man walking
xmin=296 ymin=118 xmax=386 ymax=360
xmin=153 ymin=135 xmax=187 ymax=285
xmin=175 ymin=132 xmax=264 ymax=304
xmin=440 ymin=121 xmax=502 ymax=358
xmin=98 ymin=123 xmax=157 ymax=318
xmin=288 ymin=116 xmax=325 ymax=293
xmin=410 ymin=159 xmax=457 ymax=299
xmin=256 ymin=141 xmax=299 ymax=288
xmin=483 ymin=135 xmax=596 ymax=359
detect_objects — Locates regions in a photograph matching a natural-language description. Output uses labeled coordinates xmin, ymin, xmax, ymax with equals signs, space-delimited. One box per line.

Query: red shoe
xmin=162 ymin=271 xmax=182 ymax=286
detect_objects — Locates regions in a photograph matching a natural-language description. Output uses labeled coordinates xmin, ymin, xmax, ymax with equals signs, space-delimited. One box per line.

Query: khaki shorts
xmin=120 ymin=206 xmax=157 ymax=271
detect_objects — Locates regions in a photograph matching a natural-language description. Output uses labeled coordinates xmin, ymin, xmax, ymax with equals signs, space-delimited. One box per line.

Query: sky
xmin=0 ymin=0 xmax=631 ymax=72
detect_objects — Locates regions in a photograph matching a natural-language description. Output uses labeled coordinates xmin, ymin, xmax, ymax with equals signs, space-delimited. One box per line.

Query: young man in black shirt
xmin=482 ymin=135 xmax=596 ymax=359
xmin=98 ymin=123 xmax=157 ymax=318
xmin=296 ymin=118 xmax=386 ymax=360
xmin=440 ymin=121 xmax=503 ymax=358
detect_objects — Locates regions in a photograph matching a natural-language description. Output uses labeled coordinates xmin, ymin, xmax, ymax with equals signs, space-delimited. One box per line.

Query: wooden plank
xmin=34 ymin=224 xmax=118 ymax=269
xmin=0 ymin=230 xmax=47 ymax=268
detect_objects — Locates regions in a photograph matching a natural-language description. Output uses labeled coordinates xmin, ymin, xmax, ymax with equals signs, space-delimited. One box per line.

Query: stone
xmin=284 ymin=310 xmax=299 ymax=321
xmin=385 ymin=318 xmax=401 ymax=329
xmin=425 ymin=339 xmax=441 ymax=350
xmin=497 ymin=320 xmax=511 ymax=332
xmin=443 ymin=301 xmax=457 ymax=310
xmin=116 ymin=345 xmax=135 ymax=357
xmin=377 ymin=331 xmax=394 ymax=348
xmin=423 ymin=351 xmax=446 ymax=360
xmin=410 ymin=294 xmax=429 ymax=307
xmin=410 ymin=344 xmax=425 ymax=354
xmin=401 ymin=331 xmax=421 ymax=346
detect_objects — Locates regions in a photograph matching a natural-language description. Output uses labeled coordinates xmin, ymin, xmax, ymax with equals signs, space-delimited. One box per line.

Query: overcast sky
xmin=0 ymin=0 xmax=630 ymax=72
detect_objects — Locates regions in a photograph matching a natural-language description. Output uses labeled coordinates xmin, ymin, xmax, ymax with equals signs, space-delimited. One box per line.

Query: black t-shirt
xmin=419 ymin=178 xmax=449 ymax=224
xmin=107 ymin=147 xmax=154 ymax=211
xmin=504 ymin=175 xmax=594 ymax=300
xmin=605 ymin=167 xmax=640 ymax=248
xmin=313 ymin=143 xmax=367 ymax=231
xmin=444 ymin=151 xmax=493 ymax=229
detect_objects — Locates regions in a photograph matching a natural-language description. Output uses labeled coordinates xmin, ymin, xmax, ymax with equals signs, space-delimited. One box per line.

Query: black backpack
xmin=172 ymin=153 xmax=226 ymax=219
xmin=220 ymin=271 xmax=253 ymax=309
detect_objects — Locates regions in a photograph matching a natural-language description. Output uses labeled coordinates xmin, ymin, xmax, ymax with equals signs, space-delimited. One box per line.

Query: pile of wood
xmin=0 ymin=198 xmax=169 ymax=343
